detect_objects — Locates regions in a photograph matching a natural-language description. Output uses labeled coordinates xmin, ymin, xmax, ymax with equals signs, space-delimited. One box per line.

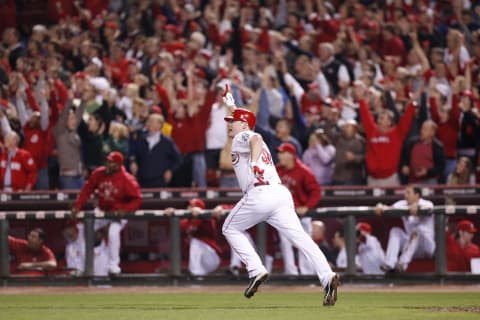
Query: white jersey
xmin=392 ymin=198 xmax=435 ymax=243
xmin=231 ymin=130 xmax=281 ymax=193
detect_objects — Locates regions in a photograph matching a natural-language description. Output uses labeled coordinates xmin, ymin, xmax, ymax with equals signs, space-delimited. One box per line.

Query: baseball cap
xmin=189 ymin=198 xmax=206 ymax=209
xmin=106 ymin=151 xmax=124 ymax=165
xmin=224 ymin=108 xmax=256 ymax=129
xmin=457 ymin=220 xmax=477 ymax=233
xmin=356 ymin=222 xmax=372 ymax=234
xmin=277 ymin=142 xmax=297 ymax=155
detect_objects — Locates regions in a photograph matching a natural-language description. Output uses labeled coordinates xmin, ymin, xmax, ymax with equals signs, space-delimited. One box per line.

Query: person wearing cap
xmin=302 ymin=128 xmax=336 ymax=186
xmin=356 ymin=222 xmax=385 ymax=275
xmin=72 ymin=151 xmax=143 ymax=275
xmin=332 ymin=119 xmax=366 ymax=185
xmin=0 ymin=131 xmax=37 ymax=191
xmin=165 ymin=198 xmax=222 ymax=276
xmin=446 ymin=220 xmax=480 ymax=272
xmin=276 ymin=142 xmax=322 ymax=275
xmin=375 ymin=185 xmax=434 ymax=272
xmin=221 ymin=89 xmax=338 ymax=305
xmin=399 ymin=120 xmax=446 ymax=184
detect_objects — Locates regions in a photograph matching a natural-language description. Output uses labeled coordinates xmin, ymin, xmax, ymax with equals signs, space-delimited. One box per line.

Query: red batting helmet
xmin=224 ymin=108 xmax=256 ymax=129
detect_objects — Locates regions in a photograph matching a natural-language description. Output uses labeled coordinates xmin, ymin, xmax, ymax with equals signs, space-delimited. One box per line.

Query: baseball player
xmin=72 ymin=151 xmax=143 ymax=275
xmin=221 ymin=87 xmax=339 ymax=306
xmin=276 ymin=142 xmax=322 ymax=276
xmin=63 ymin=220 xmax=110 ymax=276
xmin=356 ymin=222 xmax=385 ymax=275
xmin=165 ymin=198 xmax=222 ymax=276
xmin=376 ymin=185 xmax=434 ymax=272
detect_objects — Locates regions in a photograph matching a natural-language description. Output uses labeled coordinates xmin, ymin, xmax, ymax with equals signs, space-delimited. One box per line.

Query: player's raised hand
xmin=222 ymin=84 xmax=236 ymax=107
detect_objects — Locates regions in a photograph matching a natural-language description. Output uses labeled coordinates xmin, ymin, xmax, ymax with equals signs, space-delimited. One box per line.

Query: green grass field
xmin=1 ymin=289 xmax=479 ymax=320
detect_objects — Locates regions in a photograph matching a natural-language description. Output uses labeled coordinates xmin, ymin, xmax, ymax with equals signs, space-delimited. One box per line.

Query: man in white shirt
xmin=221 ymin=87 xmax=339 ymax=306
xmin=356 ymin=222 xmax=385 ymax=275
xmin=375 ymin=185 xmax=435 ymax=272
xmin=63 ymin=221 xmax=110 ymax=276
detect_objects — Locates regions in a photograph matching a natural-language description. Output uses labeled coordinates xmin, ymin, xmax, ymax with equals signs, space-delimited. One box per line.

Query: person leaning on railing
xmin=8 ymin=228 xmax=57 ymax=273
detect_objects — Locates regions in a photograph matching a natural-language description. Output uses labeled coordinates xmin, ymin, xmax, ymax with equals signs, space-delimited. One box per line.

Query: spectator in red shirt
xmin=8 ymin=228 xmax=57 ymax=272
xmin=400 ymin=120 xmax=446 ymax=184
xmin=15 ymin=83 xmax=50 ymax=189
xmin=276 ymin=142 xmax=321 ymax=275
xmin=72 ymin=151 xmax=143 ymax=275
xmin=447 ymin=220 xmax=480 ymax=272
xmin=0 ymin=131 xmax=37 ymax=191
xmin=357 ymin=96 xmax=415 ymax=186
xmin=380 ymin=24 xmax=407 ymax=65
xmin=104 ymin=42 xmax=130 ymax=88
xmin=166 ymin=198 xmax=222 ymax=276
xmin=429 ymin=79 xmax=461 ymax=181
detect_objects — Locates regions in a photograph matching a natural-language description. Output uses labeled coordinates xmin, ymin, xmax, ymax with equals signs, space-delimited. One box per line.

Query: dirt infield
xmin=2 ymin=284 xmax=480 ymax=295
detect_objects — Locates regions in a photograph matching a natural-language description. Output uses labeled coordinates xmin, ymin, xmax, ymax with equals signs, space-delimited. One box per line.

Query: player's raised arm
xmin=222 ymin=84 xmax=237 ymax=113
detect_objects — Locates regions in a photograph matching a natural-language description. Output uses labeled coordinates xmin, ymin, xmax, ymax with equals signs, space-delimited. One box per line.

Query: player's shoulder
xmin=91 ymin=166 xmax=108 ymax=178
xmin=233 ymin=130 xmax=258 ymax=145
xmin=392 ymin=200 xmax=408 ymax=209
xmin=418 ymin=198 xmax=434 ymax=209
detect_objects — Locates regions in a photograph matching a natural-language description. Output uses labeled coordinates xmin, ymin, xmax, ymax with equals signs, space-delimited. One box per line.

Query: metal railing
xmin=1 ymin=205 xmax=479 ymax=280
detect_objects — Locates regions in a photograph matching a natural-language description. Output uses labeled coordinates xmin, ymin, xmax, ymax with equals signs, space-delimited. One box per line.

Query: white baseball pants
xmin=222 ymin=184 xmax=335 ymax=287
xmin=94 ymin=219 xmax=127 ymax=271
xmin=384 ymin=227 xmax=435 ymax=270
xmin=279 ymin=216 xmax=316 ymax=275
xmin=188 ymin=238 xmax=221 ymax=276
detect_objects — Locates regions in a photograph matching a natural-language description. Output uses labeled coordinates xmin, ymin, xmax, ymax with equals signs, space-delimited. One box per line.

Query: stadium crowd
xmin=0 ymin=0 xmax=479 ymax=190
xmin=2 ymin=0 xmax=480 ymax=276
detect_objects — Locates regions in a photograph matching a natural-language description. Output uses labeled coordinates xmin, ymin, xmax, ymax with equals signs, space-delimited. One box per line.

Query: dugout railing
xmin=1 ymin=204 xmax=480 ymax=284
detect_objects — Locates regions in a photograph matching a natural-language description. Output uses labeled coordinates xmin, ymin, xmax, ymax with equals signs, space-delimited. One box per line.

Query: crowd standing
xmin=2 ymin=0 xmax=480 ymax=275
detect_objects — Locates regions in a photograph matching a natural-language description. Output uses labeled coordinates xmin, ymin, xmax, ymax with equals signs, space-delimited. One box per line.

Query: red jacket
xmin=0 ymin=148 xmax=37 ymax=191
xmin=181 ymin=218 xmax=222 ymax=255
xmin=430 ymin=95 xmax=460 ymax=158
xmin=75 ymin=166 xmax=142 ymax=212
xmin=104 ymin=57 xmax=130 ymax=87
xmin=8 ymin=236 xmax=55 ymax=264
xmin=446 ymin=231 xmax=480 ymax=272
xmin=276 ymin=159 xmax=321 ymax=209
xmin=359 ymin=99 xmax=415 ymax=179
xmin=171 ymin=91 xmax=215 ymax=153
xmin=23 ymin=125 xmax=48 ymax=169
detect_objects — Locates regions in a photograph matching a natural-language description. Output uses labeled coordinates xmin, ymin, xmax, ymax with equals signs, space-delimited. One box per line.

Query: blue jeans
xmin=35 ymin=168 xmax=49 ymax=190
xmin=192 ymin=152 xmax=206 ymax=188
xmin=444 ymin=159 xmax=457 ymax=183
xmin=59 ymin=175 xmax=84 ymax=190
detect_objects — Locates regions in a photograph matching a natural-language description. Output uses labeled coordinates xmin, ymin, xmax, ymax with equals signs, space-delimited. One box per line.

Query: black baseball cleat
xmin=244 ymin=272 xmax=269 ymax=298
xmin=323 ymin=274 xmax=339 ymax=306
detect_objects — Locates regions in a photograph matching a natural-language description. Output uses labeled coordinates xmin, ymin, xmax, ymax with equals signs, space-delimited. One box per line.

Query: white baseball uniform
xmin=65 ymin=223 xmax=111 ymax=276
xmin=279 ymin=217 xmax=316 ymax=275
xmin=94 ymin=217 xmax=127 ymax=273
xmin=384 ymin=198 xmax=435 ymax=270
xmin=188 ymin=238 xmax=221 ymax=276
xmin=357 ymin=234 xmax=385 ymax=274
xmin=222 ymin=130 xmax=335 ymax=287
